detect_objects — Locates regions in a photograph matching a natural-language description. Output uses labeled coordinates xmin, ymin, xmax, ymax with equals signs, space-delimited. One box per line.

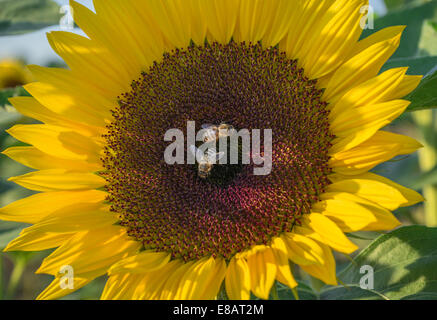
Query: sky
xmin=0 ymin=0 xmax=387 ymax=65
xmin=0 ymin=0 xmax=93 ymax=64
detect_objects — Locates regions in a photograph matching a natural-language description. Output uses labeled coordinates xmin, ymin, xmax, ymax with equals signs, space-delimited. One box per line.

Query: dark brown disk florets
xmin=102 ymin=42 xmax=333 ymax=262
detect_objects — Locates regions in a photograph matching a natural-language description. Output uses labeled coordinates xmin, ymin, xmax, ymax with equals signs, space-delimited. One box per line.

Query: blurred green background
xmin=1 ymin=0 xmax=437 ymax=300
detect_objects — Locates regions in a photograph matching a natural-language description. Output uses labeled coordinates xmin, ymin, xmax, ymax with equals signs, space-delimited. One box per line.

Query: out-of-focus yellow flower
xmin=0 ymin=59 xmax=33 ymax=89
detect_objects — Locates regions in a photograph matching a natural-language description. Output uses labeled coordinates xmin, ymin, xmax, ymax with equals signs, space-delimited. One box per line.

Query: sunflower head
xmin=101 ymin=41 xmax=334 ymax=262
xmin=0 ymin=59 xmax=33 ymax=89
xmin=0 ymin=0 xmax=424 ymax=300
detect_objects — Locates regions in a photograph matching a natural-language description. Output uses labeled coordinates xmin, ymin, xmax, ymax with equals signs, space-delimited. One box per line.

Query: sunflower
xmin=0 ymin=59 xmax=33 ymax=89
xmin=0 ymin=0 xmax=424 ymax=300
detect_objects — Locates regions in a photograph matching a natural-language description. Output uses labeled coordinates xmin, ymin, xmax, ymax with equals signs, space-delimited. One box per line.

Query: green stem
xmin=309 ymin=275 xmax=324 ymax=292
xmin=6 ymin=255 xmax=26 ymax=299
xmin=217 ymin=283 xmax=229 ymax=300
xmin=291 ymin=287 xmax=300 ymax=300
xmin=0 ymin=254 xmax=3 ymax=300
xmin=413 ymin=110 xmax=437 ymax=227
xmin=271 ymin=282 xmax=279 ymax=300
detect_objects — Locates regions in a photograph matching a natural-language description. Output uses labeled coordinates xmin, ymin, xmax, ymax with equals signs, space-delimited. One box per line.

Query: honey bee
xmin=201 ymin=123 xmax=235 ymax=143
xmin=189 ymin=145 xmax=225 ymax=179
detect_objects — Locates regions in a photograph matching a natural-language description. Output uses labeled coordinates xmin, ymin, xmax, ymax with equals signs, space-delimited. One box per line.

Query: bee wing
xmin=203 ymin=149 xmax=223 ymax=163
xmin=201 ymin=125 xmax=218 ymax=141
xmin=215 ymin=151 xmax=225 ymax=162
xmin=201 ymin=123 xmax=215 ymax=129
xmin=205 ymin=148 xmax=216 ymax=158
xmin=189 ymin=145 xmax=204 ymax=162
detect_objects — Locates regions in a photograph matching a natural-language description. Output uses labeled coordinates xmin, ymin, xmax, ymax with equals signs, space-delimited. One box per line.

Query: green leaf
xmin=0 ymin=86 xmax=30 ymax=108
xmin=276 ymin=282 xmax=318 ymax=300
xmin=321 ymin=226 xmax=437 ymax=300
xmin=363 ymin=0 xmax=437 ymax=58
xmin=418 ymin=20 xmax=437 ymax=56
xmin=346 ymin=232 xmax=380 ymax=241
xmin=0 ymin=87 xmax=29 ymax=129
xmin=320 ymin=285 xmax=386 ymax=300
xmin=382 ymin=56 xmax=437 ymax=75
xmin=384 ymin=0 xmax=408 ymax=10
xmin=405 ymin=65 xmax=437 ymax=111
xmin=384 ymin=0 xmax=429 ymax=10
xmin=0 ymin=0 xmax=61 ymax=36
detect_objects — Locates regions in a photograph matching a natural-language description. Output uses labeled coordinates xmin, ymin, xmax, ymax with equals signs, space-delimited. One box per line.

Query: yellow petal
xmin=95 ymin=0 xmax=166 ymax=64
xmin=282 ymin=233 xmax=324 ymax=266
xmin=330 ymin=100 xmax=410 ymax=154
xmin=283 ymin=0 xmax=334 ymax=61
xmin=188 ymin=0 xmax=208 ymax=45
xmin=330 ymin=131 xmax=422 ymax=175
xmin=338 ymin=172 xmax=424 ymax=208
xmin=225 ymin=257 xmax=251 ymax=300
xmin=36 ymin=226 xmax=140 ymax=276
xmin=247 ymin=248 xmax=277 ymax=300
xmin=300 ymin=0 xmax=367 ymax=79
xmin=47 ymin=30 xmax=131 ymax=94
xmin=201 ymin=0 xmax=241 ymax=44
xmin=261 ymin=0 xmax=298 ymax=47
xmin=177 ymin=256 xmax=224 ymax=300
xmin=133 ymin=260 xmax=182 ymax=300
xmin=3 ymin=146 xmax=102 ymax=172
xmin=37 ymin=270 xmax=102 ymax=300
xmin=109 ymin=251 xmax=171 ymax=275
xmin=290 ymin=228 xmax=337 ymax=285
xmin=293 ymin=225 xmax=323 ymax=243
xmin=237 ymin=0 xmax=283 ymax=44
xmin=321 ymin=26 xmax=404 ymax=103
xmin=328 ymin=173 xmax=424 ymax=210
xmin=101 ymin=273 xmax=141 ymax=300
xmin=314 ymin=192 xmax=401 ymax=232
xmin=329 ymin=68 xmax=420 ymax=119
xmin=7 ymin=124 xmax=102 ymax=163
xmin=28 ymin=65 xmax=113 ymax=120
xmin=201 ymin=257 xmax=227 ymax=300
xmin=9 ymin=96 xmax=104 ymax=137
xmin=304 ymin=213 xmax=358 ymax=254
xmin=23 ymin=203 xmax=116 ymax=234
xmin=160 ymin=260 xmax=193 ymax=299
xmin=8 ymin=169 xmax=106 ymax=192
xmin=271 ymin=237 xmax=297 ymax=289
xmin=0 ymin=190 xmax=106 ymax=224
xmin=104 ymin=260 xmax=181 ymax=300
xmin=70 ymin=1 xmax=146 ymax=82
xmin=142 ymin=0 xmax=191 ymax=49
xmin=24 ymin=82 xmax=107 ymax=128
xmin=397 ymin=75 xmax=423 ymax=97
xmin=300 ymin=241 xmax=337 ymax=286
xmin=4 ymin=230 xmax=72 ymax=252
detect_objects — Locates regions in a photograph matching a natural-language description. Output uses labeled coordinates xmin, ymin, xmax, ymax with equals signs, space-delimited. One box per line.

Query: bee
xmin=201 ymin=123 xmax=235 ymax=143
xmin=189 ymin=145 xmax=225 ymax=179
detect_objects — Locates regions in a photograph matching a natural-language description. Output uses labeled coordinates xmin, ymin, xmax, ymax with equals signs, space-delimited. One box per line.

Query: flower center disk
xmin=102 ymin=42 xmax=334 ymax=262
